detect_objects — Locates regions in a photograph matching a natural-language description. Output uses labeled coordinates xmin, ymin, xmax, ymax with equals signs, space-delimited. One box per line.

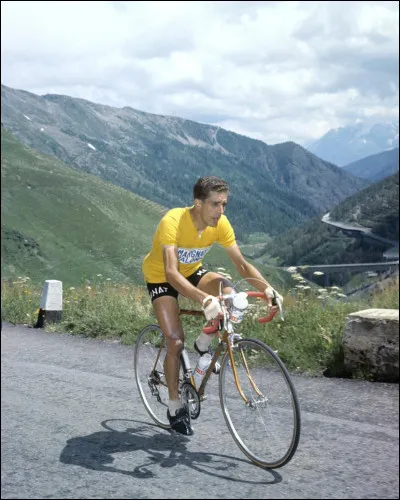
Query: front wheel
xmin=219 ymin=338 xmax=301 ymax=469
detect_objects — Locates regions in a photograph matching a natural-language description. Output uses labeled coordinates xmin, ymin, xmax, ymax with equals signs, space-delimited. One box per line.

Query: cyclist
xmin=142 ymin=176 xmax=283 ymax=435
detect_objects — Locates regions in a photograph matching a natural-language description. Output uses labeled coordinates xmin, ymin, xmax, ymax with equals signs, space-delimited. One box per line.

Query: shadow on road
xmin=59 ymin=418 xmax=281 ymax=484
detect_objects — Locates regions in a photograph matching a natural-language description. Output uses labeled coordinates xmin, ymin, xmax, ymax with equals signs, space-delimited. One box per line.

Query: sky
xmin=1 ymin=0 xmax=399 ymax=145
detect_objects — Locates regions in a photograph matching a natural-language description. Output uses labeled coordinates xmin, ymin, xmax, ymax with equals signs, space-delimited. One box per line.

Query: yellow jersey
xmin=142 ymin=207 xmax=236 ymax=283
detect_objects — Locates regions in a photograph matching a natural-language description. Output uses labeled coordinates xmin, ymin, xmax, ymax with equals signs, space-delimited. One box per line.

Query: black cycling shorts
xmin=146 ymin=266 xmax=210 ymax=302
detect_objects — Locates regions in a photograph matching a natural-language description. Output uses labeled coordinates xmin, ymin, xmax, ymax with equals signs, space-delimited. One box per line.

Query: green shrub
xmin=2 ymin=275 xmax=398 ymax=377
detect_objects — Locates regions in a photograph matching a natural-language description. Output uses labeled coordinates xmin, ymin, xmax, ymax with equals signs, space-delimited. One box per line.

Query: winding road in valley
xmin=321 ymin=212 xmax=399 ymax=248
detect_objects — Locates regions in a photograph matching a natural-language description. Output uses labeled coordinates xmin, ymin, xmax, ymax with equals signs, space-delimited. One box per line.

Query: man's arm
xmin=163 ymin=245 xmax=209 ymax=304
xmin=225 ymin=244 xmax=281 ymax=305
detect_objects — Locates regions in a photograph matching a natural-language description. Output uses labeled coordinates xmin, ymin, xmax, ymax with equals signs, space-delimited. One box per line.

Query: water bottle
xmin=194 ymin=353 xmax=212 ymax=388
xmin=229 ymin=292 xmax=248 ymax=323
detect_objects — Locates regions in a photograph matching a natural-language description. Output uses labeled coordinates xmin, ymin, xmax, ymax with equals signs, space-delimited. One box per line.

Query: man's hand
xmin=202 ymin=295 xmax=223 ymax=321
xmin=264 ymin=285 xmax=283 ymax=307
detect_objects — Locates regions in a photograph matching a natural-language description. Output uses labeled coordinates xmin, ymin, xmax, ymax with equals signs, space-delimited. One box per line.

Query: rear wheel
xmin=134 ymin=324 xmax=171 ymax=428
xmin=219 ymin=338 xmax=301 ymax=469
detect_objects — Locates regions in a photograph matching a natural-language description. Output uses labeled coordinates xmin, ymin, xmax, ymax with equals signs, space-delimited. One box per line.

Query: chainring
xmin=180 ymin=382 xmax=201 ymax=420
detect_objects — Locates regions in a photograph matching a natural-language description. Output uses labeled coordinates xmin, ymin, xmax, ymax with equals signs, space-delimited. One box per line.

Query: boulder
xmin=342 ymin=309 xmax=399 ymax=382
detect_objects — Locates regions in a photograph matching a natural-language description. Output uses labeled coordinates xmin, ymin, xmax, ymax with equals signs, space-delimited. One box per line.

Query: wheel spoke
xmin=220 ymin=338 xmax=301 ymax=468
xmin=134 ymin=325 xmax=171 ymax=428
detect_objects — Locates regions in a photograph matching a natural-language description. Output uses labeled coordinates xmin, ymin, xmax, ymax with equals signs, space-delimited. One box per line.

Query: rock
xmin=342 ymin=309 xmax=399 ymax=382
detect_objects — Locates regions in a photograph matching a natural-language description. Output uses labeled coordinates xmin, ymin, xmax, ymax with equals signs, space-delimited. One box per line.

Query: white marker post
xmin=35 ymin=280 xmax=63 ymax=328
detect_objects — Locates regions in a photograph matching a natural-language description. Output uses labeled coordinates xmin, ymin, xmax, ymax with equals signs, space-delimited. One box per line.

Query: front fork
xmin=225 ymin=333 xmax=264 ymax=404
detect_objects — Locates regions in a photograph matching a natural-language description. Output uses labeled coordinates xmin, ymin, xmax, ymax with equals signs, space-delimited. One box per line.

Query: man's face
xmin=197 ymin=191 xmax=228 ymax=227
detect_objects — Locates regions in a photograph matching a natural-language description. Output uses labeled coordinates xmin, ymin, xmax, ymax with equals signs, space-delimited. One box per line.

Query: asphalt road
xmin=1 ymin=322 xmax=399 ymax=499
xmin=321 ymin=212 xmax=398 ymax=247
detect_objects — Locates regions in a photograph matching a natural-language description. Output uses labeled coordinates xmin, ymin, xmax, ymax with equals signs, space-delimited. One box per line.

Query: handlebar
xmin=202 ymin=319 xmax=221 ymax=334
xmin=201 ymin=290 xmax=283 ymax=334
xmin=246 ymin=291 xmax=280 ymax=323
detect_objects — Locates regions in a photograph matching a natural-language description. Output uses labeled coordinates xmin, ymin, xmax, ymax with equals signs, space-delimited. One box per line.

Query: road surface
xmin=1 ymin=323 xmax=399 ymax=499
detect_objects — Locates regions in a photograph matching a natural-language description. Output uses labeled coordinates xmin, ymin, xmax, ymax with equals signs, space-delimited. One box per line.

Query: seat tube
xmin=180 ymin=349 xmax=194 ymax=382
xmin=153 ymin=335 xmax=165 ymax=371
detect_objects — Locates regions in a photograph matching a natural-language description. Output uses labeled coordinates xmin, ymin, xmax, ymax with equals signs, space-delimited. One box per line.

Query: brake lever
xmin=272 ymin=290 xmax=284 ymax=321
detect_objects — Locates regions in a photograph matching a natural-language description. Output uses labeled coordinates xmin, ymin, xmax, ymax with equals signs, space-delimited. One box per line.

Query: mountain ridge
xmin=342 ymin=148 xmax=399 ymax=182
xmin=1 ymin=83 xmax=368 ymax=239
xmin=307 ymin=120 xmax=399 ymax=166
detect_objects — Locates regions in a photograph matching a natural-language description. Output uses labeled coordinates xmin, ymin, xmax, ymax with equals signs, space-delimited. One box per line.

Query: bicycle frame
xmin=146 ymin=281 xmax=280 ymax=408
xmin=178 ymin=304 xmax=274 ymax=404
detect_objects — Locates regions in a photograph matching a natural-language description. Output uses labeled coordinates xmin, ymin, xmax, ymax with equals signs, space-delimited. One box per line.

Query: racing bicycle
xmin=134 ymin=280 xmax=301 ymax=469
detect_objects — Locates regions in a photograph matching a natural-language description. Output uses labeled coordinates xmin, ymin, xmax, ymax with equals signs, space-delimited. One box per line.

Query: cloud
xmin=1 ymin=0 xmax=398 ymax=145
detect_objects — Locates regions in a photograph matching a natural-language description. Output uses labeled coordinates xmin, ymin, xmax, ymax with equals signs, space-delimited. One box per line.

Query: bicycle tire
xmin=219 ymin=338 xmax=301 ymax=469
xmin=134 ymin=324 xmax=172 ymax=428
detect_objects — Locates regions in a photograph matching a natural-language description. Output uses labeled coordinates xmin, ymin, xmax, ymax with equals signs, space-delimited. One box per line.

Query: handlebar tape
xmin=246 ymin=291 xmax=265 ymax=298
xmin=258 ymin=307 xmax=279 ymax=323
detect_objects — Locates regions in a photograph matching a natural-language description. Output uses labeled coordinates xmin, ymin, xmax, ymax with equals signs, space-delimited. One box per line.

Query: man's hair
xmin=193 ymin=176 xmax=229 ymax=201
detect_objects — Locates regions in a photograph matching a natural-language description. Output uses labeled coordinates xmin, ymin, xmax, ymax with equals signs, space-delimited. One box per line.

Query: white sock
xmin=168 ymin=399 xmax=183 ymax=415
xmin=196 ymin=332 xmax=214 ymax=352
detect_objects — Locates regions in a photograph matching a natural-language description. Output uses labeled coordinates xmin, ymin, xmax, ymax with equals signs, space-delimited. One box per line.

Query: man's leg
xmin=196 ymin=271 xmax=233 ymax=296
xmin=152 ymin=295 xmax=183 ymax=402
xmin=151 ymin=295 xmax=193 ymax=435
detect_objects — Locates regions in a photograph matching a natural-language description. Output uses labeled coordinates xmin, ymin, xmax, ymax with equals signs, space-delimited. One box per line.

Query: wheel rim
xmin=219 ymin=339 xmax=301 ymax=468
xmin=134 ymin=325 xmax=171 ymax=428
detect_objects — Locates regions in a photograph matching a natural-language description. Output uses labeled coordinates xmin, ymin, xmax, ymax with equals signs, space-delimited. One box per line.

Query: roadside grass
xmin=2 ymin=275 xmax=398 ymax=377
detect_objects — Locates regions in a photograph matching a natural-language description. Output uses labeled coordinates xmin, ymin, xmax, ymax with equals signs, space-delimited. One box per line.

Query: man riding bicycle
xmin=142 ymin=176 xmax=283 ymax=435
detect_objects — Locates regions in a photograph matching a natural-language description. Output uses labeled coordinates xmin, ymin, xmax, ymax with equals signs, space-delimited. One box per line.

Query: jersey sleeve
xmin=158 ymin=211 xmax=179 ymax=246
xmin=217 ymin=215 xmax=236 ymax=248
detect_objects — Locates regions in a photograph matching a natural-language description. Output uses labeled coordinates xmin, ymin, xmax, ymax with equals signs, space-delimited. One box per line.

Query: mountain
xmin=1 ymin=127 xmax=291 ymax=289
xmin=0 ymin=84 xmax=367 ymax=239
xmin=342 ymin=148 xmax=399 ymax=182
xmin=256 ymin=172 xmax=399 ymax=269
xmin=307 ymin=121 xmax=399 ymax=166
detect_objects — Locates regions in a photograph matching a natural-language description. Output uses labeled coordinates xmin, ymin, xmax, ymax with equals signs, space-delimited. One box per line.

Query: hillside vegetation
xmin=1 ymin=127 xmax=292 ymax=289
xmin=1 ymin=127 xmax=165 ymax=284
xmin=2 ymin=275 xmax=398 ymax=378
